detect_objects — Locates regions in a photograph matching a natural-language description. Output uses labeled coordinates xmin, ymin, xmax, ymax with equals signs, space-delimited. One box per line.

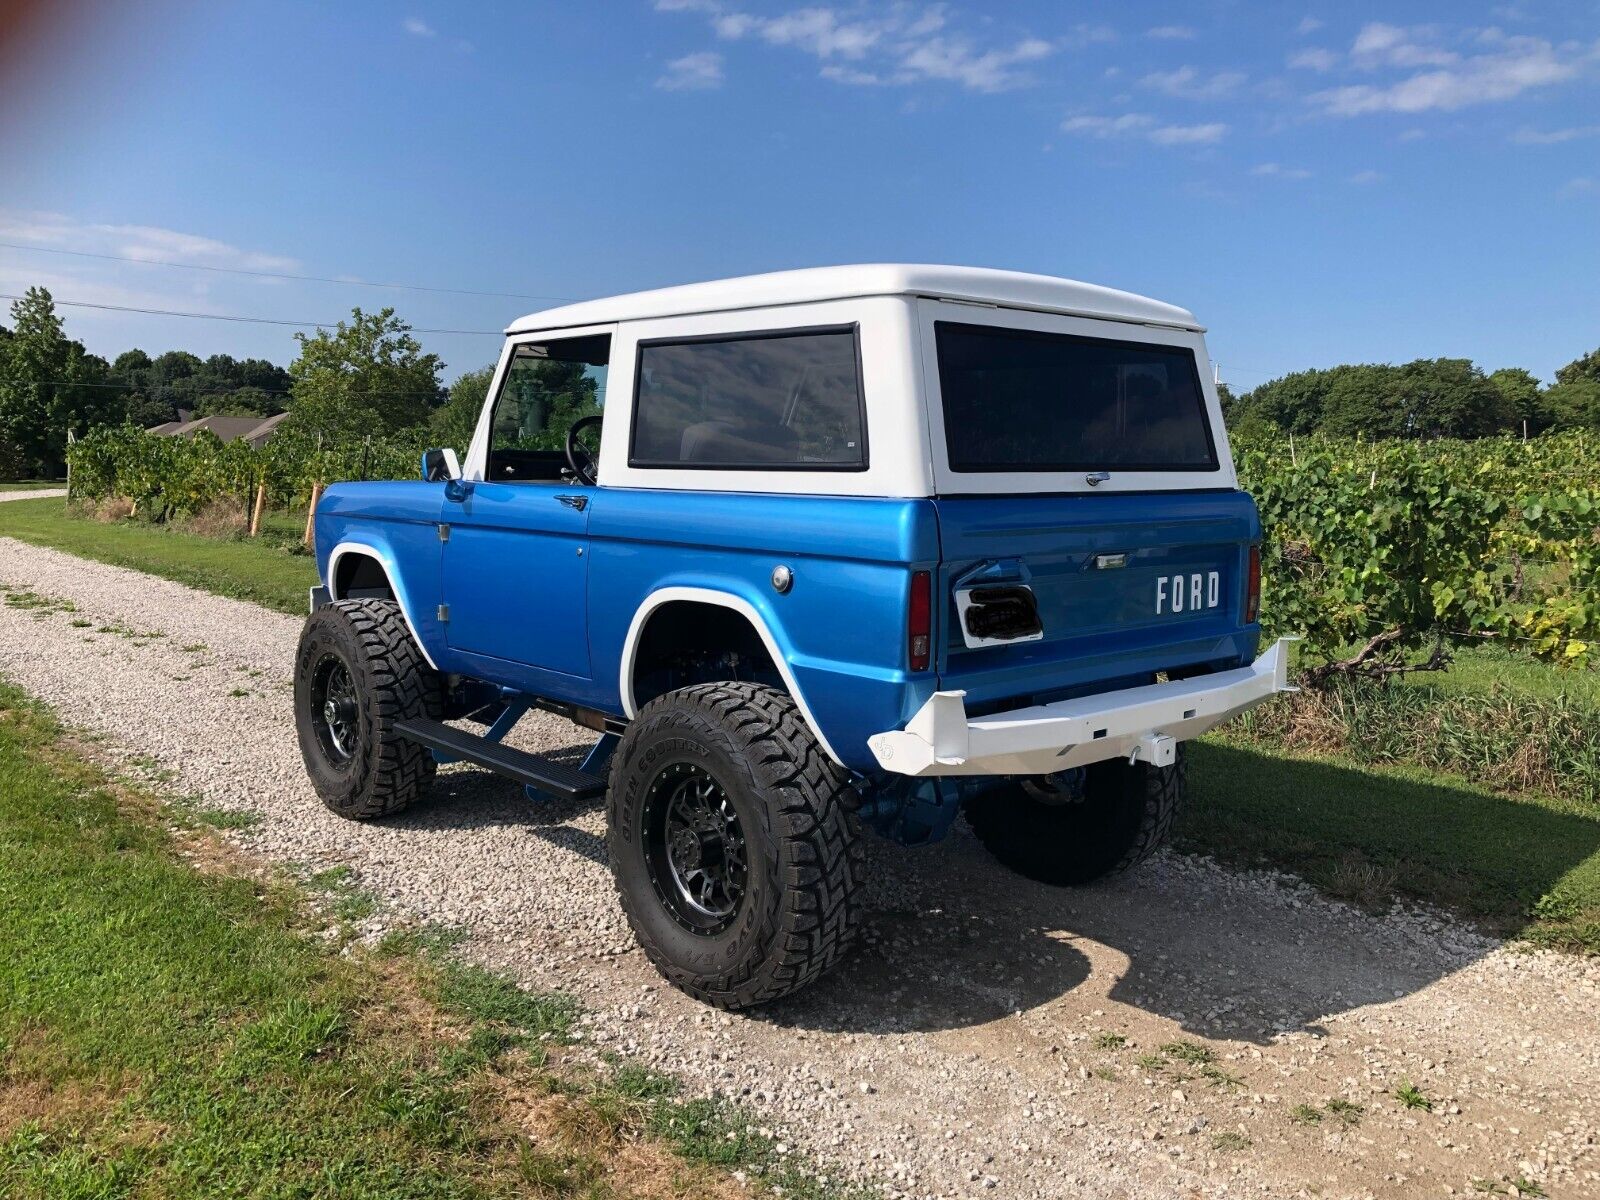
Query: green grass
xmin=1182 ymin=741 xmax=1600 ymax=952
xmin=1406 ymin=642 xmax=1600 ymax=708
xmin=0 ymin=680 xmax=870 ymax=1200
xmin=0 ymin=498 xmax=316 ymax=614
xmin=0 ymin=481 xmax=66 ymax=492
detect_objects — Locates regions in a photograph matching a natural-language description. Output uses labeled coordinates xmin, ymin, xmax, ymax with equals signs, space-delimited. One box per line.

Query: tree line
xmin=1223 ymin=350 xmax=1600 ymax=440
xmin=4 ymin=280 xmax=1596 ymax=477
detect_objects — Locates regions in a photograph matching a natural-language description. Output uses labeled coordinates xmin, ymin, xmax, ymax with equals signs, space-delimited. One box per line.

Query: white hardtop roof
xmin=506 ymin=264 xmax=1201 ymax=335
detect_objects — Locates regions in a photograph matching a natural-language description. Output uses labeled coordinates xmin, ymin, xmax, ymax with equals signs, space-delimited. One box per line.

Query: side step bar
xmin=394 ymin=718 xmax=607 ymax=801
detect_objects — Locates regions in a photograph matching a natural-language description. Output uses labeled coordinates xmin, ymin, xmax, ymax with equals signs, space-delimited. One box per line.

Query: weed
xmin=1092 ymin=1066 xmax=1118 ymax=1081
xmin=1395 ymin=1081 xmax=1433 ymax=1111
xmin=1160 ymin=1041 xmax=1214 ymax=1066
xmin=1211 ymin=1131 xmax=1251 ymax=1152
xmin=1513 ymin=1177 xmax=1547 ymax=1197
xmin=1093 ymin=1032 xmax=1126 ymax=1050
xmin=1324 ymin=1098 xmax=1364 ymax=1126
xmin=1135 ymin=1053 xmax=1166 ymax=1071
xmin=181 ymin=643 xmax=207 ymax=654
xmin=1289 ymin=1103 xmax=1323 ymax=1126
xmin=1200 ymin=1065 xmax=1243 ymax=1090
xmin=193 ymin=807 xmax=260 ymax=831
xmin=70 ymin=618 xmax=91 ymax=628
xmin=228 ymin=687 xmax=250 ymax=698
xmin=1470 ymin=1179 xmax=1505 ymax=1194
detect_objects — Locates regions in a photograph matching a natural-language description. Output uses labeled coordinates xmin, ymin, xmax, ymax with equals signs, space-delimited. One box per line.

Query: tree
xmin=429 ymin=365 xmax=495 ymax=451
xmin=1488 ymin=367 xmax=1546 ymax=434
xmin=1241 ymin=359 xmax=1513 ymax=439
xmin=0 ymin=287 xmax=116 ymax=475
xmin=1555 ymin=346 xmax=1600 ymax=388
xmin=288 ymin=308 xmax=443 ymax=439
xmin=1543 ymin=377 xmax=1600 ymax=430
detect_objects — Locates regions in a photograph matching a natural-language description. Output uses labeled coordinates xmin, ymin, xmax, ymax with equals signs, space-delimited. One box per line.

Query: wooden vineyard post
xmin=248 ymin=479 xmax=267 ymax=537
xmin=303 ymin=483 xmax=323 ymax=546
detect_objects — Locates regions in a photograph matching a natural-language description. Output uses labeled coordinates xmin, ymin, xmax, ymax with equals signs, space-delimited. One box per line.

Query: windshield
xmin=934 ymin=321 xmax=1218 ymax=473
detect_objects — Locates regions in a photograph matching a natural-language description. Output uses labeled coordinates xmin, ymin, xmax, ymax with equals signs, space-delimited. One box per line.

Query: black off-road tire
xmin=607 ymin=682 xmax=864 ymax=1010
xmin=962 ymin=750 xmax=1186 ymax=886
xmin=294 ymin=598 xmax=442 ymax=820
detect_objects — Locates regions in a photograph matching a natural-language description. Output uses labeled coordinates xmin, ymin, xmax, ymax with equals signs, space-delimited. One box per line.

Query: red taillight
xmin=1245 ymin=545 xmax=1261 ymax=624
xmin=908 ymin=570 xmax=931 ymax=671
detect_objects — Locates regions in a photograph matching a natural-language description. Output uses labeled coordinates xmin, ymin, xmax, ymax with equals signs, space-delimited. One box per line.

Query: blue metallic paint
xmin=313 ymin=479 xmax=1262 ymax=774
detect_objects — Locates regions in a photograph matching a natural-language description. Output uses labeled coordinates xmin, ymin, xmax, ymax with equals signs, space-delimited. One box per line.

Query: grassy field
xmin=0 ymin=497 xmax=316 ymax=614
xmin=0 ymin=680 xmax=864 ymax=1200
xmin=0 ymin=481 xmax=67 ymax=492
xmin=1 ymin=501 xmax=1595 ymax=953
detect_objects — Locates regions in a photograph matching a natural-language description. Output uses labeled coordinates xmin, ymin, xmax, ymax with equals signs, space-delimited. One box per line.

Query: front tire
xmin=962 ymin=751 xmax=1186 ymax=886
xmin=294 ymin=598 xmax=441 ymax=820
xmin=606 ymin=682 xmax=864 ymax=1010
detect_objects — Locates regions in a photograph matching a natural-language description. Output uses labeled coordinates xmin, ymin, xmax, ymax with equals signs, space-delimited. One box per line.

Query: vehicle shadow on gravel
xmin=383 ymin=735 xmax=1594 ymax=1048
xmin=765 ymin=747 xmax=1597 ymax=1043
xmin=400 ymin=749 xmax=611 ymax=866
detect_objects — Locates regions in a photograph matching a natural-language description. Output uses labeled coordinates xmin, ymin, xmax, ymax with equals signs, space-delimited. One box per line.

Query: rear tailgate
xmin=934 ymin=490 xmax=1260 ymax=714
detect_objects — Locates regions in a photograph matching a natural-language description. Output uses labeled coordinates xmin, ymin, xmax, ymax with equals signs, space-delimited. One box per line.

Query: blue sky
xmin=3 ymin=1 xmax=1597 ymax=390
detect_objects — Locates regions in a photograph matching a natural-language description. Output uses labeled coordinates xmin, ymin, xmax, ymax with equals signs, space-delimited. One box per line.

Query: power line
xmin=0 ymin=377 xmax=449 ymax=399
xmin=0 ymin=293 xmax=503 ymax=335
xmin=0 ymin=241 xmax=576 ymax=303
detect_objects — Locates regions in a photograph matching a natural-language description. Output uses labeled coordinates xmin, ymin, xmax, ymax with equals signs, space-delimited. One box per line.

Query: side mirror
xmin=421 ymin=448 xmax=461 ymax=484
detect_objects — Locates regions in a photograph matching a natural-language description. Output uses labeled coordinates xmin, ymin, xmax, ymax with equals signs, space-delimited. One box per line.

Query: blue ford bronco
xmin=294 ymin=265 xmax=1292 ymax=1009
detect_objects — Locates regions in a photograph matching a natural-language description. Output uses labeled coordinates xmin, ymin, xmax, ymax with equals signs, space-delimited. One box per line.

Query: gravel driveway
xmin=1 ymin=536 xmax=1596 ymax=1200
xmin=0 ymin=488 xmax=66 ymax=501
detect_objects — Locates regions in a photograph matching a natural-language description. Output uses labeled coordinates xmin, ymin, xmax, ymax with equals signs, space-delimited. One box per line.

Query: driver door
xmin=440 ymin=332 xmax=609 ymax=679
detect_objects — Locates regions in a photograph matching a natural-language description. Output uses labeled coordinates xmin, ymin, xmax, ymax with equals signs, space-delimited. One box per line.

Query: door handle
xmin=556 ymin=494 xmax=588 ymax=511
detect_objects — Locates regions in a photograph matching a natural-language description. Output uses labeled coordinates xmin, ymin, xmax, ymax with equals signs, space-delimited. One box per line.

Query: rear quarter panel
xmin=588 ymin=489 xmax=940 ymax=770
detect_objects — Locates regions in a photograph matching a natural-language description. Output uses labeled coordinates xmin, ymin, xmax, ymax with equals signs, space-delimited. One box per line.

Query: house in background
xmin=147 ymin=411 xmax=289 ymax=448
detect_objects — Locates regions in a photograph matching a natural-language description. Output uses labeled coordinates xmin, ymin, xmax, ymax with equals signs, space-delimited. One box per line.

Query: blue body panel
xmin=314 ymin=479 xmax=1261 ymax=772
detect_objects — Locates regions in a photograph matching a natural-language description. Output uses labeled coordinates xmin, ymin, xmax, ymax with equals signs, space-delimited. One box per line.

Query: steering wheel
xmin=565 ymin=415 xmax=603 ymax=485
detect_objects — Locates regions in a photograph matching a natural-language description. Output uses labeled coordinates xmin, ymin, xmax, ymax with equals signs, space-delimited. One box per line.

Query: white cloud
xmin=1140 ymin=65 xmax=1246 ymax=99
xmin=1347 ymin=169 xmax=1384 ymax=184
xmin=1288 ymin=47 xmax=1338 ymax=72
xmin=657 ymin=3 xmax=1055 ymax=92
xmin=1512 ymin=125 xmax=1600 ymax=144
xmin=1350 ymin=22 xmax=1459 ymax=68
xmin=1558 ymin=177 xmax=1598 ymax=199
xmin=402 ymin=17 xmax=435 ymax=38
xmin=1146 ymin=25 xmax=1196 ymax=40
xmin=1250 ymin=162 xmax=1313 ymax=179
xmin=1297 ymin=17 xmax=1324 ymax=36
xmin=1312 ymin=34 xmax=1582 ymax=115
xmin=1062 ymin=113 xmax=1227 ymax=146
xmin=1149 ymin=122 xmax=1227 ymax=145
xmin=656 ymin=51 xmax=724 ymax=90
xmin=0 ymin=209 xmax=299 ymax=273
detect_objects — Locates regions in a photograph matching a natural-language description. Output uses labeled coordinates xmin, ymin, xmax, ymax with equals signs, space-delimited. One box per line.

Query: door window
xmin=486 ymin=333 xmax=609 ymax=482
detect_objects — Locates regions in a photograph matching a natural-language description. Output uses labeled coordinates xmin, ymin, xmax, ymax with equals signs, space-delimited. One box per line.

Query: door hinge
xmin=438 ymin=523 xmax=450 ymax=542
xmin=437 ymin=604 xmax=449 ymax=622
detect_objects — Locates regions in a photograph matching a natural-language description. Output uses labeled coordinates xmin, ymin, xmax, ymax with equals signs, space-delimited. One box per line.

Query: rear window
xmin=630 ymin=327 xmax=866 ymax=470
xmin=934 ymin=321 xmax=1218 ymax=473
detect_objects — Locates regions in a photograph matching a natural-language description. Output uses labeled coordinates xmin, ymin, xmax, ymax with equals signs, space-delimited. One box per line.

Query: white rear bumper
xmin=867 ymin=639 xmax=1296 ymax=777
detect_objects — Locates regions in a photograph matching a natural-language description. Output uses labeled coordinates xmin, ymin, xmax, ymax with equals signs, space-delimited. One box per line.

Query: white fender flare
xmin=618 ymin=586 xmax=844 ymax=766
xmin=326 ymin=541 xmax=440 ymax=670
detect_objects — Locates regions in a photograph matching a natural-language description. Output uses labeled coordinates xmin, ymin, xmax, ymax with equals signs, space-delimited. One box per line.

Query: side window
xmin=486 ymin=333 xmax=609 ymax=482
xmin=630 ymin=327 xmax=866 ymax=470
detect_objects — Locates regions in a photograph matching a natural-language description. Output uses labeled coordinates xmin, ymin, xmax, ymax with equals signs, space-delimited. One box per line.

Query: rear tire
xmin=294 ymin=598 xmax=441 ymax=820
xmin=962 ymin=750 xmax=1186 ymax=886
xmin=606 ymin=682 xmax=864 ymax=1010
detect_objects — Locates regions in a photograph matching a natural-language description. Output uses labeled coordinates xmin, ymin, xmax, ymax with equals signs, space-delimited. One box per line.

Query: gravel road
xmin=2 ymin=536 xmax=1597 ymax=1200
xmin=0 ymin=488 xmax=66 ymax=501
